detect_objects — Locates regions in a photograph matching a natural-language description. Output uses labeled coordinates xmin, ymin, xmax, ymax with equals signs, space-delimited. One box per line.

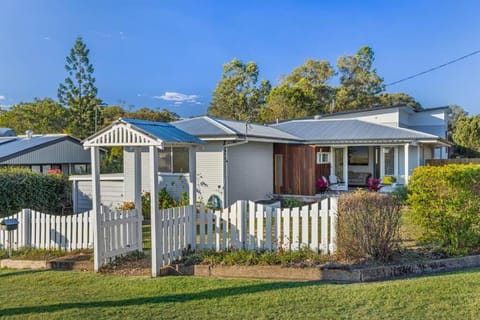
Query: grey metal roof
xmin=120 ymin=118 xmax=204 ymax=144
xmin=174 ymin=116 xmax=301 ymax=141
xmin=273 ymin=119 xmax=443 ymax=143
xmin=0 ymin=135 xmax=72 ymax=161
xmin=0 ymin=128 xmax=15 ymax=137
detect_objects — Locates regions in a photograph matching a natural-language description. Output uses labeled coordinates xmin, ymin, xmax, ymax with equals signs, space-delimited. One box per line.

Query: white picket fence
xmin=153 ymin=197 xmax=337 ymax=269
xmin=196 ymin=198 xmax=337 ymax=254
xmin=0 ymin=207 xmax=142 ymax=262
xmin=0 ymin=209 xmax=93 ymax=251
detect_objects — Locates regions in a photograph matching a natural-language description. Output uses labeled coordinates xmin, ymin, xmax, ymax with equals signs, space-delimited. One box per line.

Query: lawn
xmin=1 ymin=268 xmax=480 ymax=319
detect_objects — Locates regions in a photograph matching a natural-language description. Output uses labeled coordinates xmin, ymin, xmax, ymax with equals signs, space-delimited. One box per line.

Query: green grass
xmin=142 ymin=224 xmax=151 ymax=252
xmin=1 ymin=268 xmax=480 ymax=319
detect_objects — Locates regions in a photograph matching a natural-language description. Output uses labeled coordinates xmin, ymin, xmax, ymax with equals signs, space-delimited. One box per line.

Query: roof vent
xmin=25 ymin=130 xmax=33 ymax=139
xmin=314 ymin=115 xmax=322 ymax=120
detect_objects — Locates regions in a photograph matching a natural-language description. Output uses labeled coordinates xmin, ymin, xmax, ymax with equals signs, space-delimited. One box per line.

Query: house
xmin=72 ymin=105 xmax=451 ymax=210
xmin=0 ymin=131 xmax=91 ymax=174
xmin=173 ymin=116 xmax=300 ymax=208
xmin=172 ymin=105 xmax=450 ymax=206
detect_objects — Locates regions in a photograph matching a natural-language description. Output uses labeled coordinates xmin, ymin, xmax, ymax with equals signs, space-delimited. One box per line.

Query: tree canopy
xmin=208 ymin=58 xmax=271 ymax=122
xmin=0 ymin=98 xmax=69 ymax=134
xmin=452 ymin=115 xmax=480 ymax=157
xmin=261 ymin=59 xmax=335 ymax=122
xmin=334 ymin=46 xmax=385 ymax=111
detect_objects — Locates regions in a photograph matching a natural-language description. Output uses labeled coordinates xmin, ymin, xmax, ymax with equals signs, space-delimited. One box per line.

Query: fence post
xmin=21 ymin=209 xmax=32 ymax=248
xmin=329 ymin=197 xmax=337 ymax=254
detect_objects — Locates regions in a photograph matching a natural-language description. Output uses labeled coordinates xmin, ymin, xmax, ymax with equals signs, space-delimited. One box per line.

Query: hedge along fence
xmin=0 ymin=167 xmax=71 ymax=216
xmin=337 ymin=190 xmax=402 ymax=262
xmin=408 ymin=164 xmax=480 ymax=254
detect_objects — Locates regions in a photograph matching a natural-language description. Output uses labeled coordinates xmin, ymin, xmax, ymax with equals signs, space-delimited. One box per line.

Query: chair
xmin=328 ymin=175 xmax=344 ymax=192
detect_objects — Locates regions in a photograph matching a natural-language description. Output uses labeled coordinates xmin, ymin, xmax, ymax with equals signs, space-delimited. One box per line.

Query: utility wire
xmin=385 ymin=49 xmax=480 ymax=87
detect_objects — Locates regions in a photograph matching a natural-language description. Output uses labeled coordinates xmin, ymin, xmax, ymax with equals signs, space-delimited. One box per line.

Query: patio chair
xmin=328 ymin=175 xmax=344 ymax=192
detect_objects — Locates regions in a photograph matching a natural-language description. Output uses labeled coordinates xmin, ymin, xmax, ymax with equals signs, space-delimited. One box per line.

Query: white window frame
xmin=316 ymin=152 xmax=330 ymax=164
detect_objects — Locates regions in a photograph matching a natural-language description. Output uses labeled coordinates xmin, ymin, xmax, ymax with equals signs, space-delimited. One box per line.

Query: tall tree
xmin=208 ymin=58 xmax=271 ymax=121
xmin=452 ymin=115 xmax=480 ymax=157
xmin=335 ymin=46 xmax=385 ymax=111
xmin=126 ymin=107 xmax=179 ymax=122
xmin=377 ymin=93 xmax=421 ymax=110
xmin=0 ymin=98 xmax=69 ymax=134
xmin=262 ymin=59 xmax=335 ymax=121
xmin=58 ymin=37 xmax=102 ymax=139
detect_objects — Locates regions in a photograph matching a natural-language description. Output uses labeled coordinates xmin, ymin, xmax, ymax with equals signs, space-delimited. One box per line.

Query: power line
xmin=385 ymin=49 xmax=480 ymax=87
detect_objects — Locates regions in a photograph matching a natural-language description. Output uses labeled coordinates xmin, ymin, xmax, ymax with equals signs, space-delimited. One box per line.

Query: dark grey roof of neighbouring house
xmin=0 ymin=135 xmax=79 ymax=162
xmin=120 ymin=118 xmax=204 ymax=144
xmin=174 ymin=116 xmax=301 ymax=142
xmin=273 ymin=119 xmax=448 ymax=144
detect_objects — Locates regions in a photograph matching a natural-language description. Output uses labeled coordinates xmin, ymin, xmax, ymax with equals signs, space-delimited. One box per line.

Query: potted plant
xmin=367 ymin=177 xmax=382 ymax=192
xmin=382 ymin=176 xmax=397 ymax=186
xmin=316 ymin=177 xmax=330 ymax=193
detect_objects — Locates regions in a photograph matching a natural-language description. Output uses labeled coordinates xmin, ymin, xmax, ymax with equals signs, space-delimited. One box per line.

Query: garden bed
xmin=171 ymin=254 xmax=480 ymax=282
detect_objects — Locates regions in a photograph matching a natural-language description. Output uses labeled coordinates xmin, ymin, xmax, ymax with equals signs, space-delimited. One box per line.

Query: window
xmin=173 ymin=147 xmax=189 ymax=173
xmin=383 ymin=147 xmax=395 ymax=176
xmin=316 ymin=152 xmax=330 ymax=164
xmin=72 ymin=164 xmax=90 ymax=174
xmin=158 ymin=149 xmax=172 ymax=172
xmin=348 ymin=146 xmax=369 ymax=165
xmin=159 ymin=147 xmax=190 ymax=173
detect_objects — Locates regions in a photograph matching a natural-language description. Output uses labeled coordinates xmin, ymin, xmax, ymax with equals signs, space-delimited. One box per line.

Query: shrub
xmin=337 ymin=190 xmax=402 ymax=261
xmin=408 ymin=164 xmax=480 ymax=254
xmin=0 ymin=167 xmax=71 ymax=216
xmin=141 ymin=188 xmax=190 ymax=220
xmin=158 ymin=187 xmax=176 ymax=209
xmin=282 ymin=198 xmax=304 ymax=208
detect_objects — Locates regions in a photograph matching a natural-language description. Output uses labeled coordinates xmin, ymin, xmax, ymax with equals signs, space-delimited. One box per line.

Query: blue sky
xmin=0 ymin=0 xmax=479 ymax=117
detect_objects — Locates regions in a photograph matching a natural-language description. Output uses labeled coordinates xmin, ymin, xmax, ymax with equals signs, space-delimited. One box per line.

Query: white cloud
xmin=43 ymin=36 xmax=51 ymax=41
xmin=154 ymin=92 xmax=200 ymax=105
xmin=0 ymin=96 xmax=5 ymax=101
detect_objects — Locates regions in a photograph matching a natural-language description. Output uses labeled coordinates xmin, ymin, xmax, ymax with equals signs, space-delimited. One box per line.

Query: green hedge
xmin=0 ymin=167 xmax=71 ymax=216
xmin=408 ymin=164 xmax=480 ymax=254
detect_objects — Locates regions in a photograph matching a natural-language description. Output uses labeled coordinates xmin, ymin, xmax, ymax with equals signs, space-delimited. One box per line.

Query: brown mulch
xmin=99 ymin=254 xmax=152 ymax=276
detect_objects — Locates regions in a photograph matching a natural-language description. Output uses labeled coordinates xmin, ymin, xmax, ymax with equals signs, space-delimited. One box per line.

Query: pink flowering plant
xmin=316 ymin=177 xmax=330 ymax=193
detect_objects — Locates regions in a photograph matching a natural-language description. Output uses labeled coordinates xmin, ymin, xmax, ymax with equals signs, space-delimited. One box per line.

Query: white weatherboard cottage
xmin=172 ymin=105 xmax=450 ymax=205
xmin=82 ymin=118 xmax=203 ymax=275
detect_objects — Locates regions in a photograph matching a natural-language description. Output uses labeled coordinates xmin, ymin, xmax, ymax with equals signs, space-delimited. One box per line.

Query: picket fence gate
xmin=98 ymin=206 xmax=143 ymax=263
xmin=0 ymin=207 xmax=143 ymax=264
xmin=153 ymin=197 xmax=337 ymax=269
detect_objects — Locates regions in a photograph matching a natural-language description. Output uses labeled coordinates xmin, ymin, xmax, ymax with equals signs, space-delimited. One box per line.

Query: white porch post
xmin=380 ymin=146 xmax=385 ymax=179
xmin=188 ymin=146 xmax=197 ymax=206
xmin=404 ymin=143 xmax=410 ymax=185
xmin=343 ymin=146 xmax=348 ymax=189
xmin=394 ymin=146 xmax=399 ymax=178
xmin=91 ymin=146 xmax=103 ymax=272
xmin=149 ymin=145 xmax=160 ymax=276
xmin=134 ymin=147 xmax=143 ymax=252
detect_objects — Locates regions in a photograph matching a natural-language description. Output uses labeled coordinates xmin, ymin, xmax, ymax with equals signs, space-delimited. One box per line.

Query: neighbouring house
xmin=0 ymin=130 xmax=91 ymax=174
xmin=173 ymin=105 xmax=450 ymax=206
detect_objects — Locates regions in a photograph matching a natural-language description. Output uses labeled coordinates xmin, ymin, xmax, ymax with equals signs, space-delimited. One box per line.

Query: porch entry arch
xmin=83 ymin=118 xmax=203 ymax=276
